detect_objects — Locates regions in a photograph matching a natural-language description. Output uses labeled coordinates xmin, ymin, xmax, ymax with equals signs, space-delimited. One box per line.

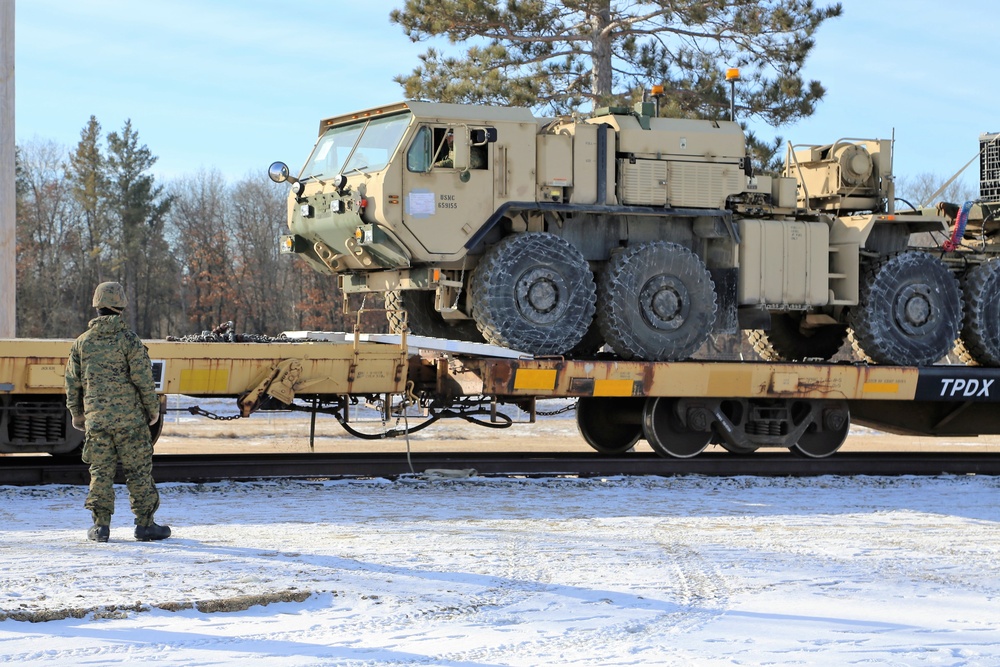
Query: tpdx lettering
xmin=939 ymin=378 xmax=994 ymax=397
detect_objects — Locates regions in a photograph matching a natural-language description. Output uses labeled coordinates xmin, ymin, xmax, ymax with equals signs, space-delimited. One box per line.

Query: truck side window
xmin=409 ymin=126 xmax=488 ymax=171
xmin=406 ymin=126 xmax=433 ymax=173
xmin=470 ymin=144 xmax=487 ymax=170
xmin=433 ymin=129 xmax=454 ymax=168
xmin=433 ymin=128 xmax=488 ymax=170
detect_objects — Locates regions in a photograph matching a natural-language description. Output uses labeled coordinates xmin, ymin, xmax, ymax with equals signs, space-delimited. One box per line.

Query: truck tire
xmin=469 ymin=233 xmax=596 ymax=356
xmin=954 ymin=259 xmax=1000 ymax=367
xmin=848 ymin=251 xmax=962 ymax=366
xmin=567 ymin=316 xmax=606 ymax=358
xmin=385 ymin=290 xmax=483 ymax=342
xmin=597 ymin=242 xmax=716 ymax=361
xmin=748 ymin=313 xmax=848 ymax=362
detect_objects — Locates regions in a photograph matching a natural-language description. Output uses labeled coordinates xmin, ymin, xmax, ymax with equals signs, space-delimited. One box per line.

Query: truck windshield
xmin=299 ymin=112 xmax=411 ymax=181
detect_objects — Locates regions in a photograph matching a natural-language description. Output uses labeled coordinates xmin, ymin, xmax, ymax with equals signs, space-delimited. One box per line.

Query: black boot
xmin=88 ymin=524 xmax=110 ymax=542
xmin=134 ymin=522 xmax=171 ymax=541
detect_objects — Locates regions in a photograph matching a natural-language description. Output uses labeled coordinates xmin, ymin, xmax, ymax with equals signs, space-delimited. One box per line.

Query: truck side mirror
xmin=471 ymin=128 xmax=498 ymax=145
xmin=268 ymin=161 xmax=296 ymax=184
xmin=267 ymin=162 xmax=299 ymax=185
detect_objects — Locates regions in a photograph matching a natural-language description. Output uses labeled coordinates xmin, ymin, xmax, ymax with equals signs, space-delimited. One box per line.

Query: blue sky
xmin=13 ymin=0 xmax=997 ymax=195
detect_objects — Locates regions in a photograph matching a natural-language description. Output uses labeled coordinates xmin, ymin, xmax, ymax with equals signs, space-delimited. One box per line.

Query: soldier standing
xmin=65 ymin=282 xmax=171 ymax=542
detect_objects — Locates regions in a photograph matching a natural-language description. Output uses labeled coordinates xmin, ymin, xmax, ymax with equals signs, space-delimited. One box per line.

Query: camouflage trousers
xmin=83 ymin=423 xmax=160 ymax=527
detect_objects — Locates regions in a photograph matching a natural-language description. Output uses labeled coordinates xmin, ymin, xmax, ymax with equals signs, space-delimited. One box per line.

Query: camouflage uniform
xmin=65 ymin=309 xmax=162 ymax=529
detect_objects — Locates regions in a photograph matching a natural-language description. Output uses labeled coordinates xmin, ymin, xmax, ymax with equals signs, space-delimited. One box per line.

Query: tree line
xmin=15 ymin=117 xmax=385 ymax=339
xmin=25 ymin=2 xmax=971 ymax=345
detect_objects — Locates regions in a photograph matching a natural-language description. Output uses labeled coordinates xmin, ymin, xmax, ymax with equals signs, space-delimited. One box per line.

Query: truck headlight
xmin=280 ymin=234 xmax=309 ymax=254
xmin=355 ymin=225 xmax=374 ymax=245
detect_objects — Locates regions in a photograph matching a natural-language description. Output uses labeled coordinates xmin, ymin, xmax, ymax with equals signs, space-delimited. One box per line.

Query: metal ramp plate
xmin=280 ymin=331 xmax=532 ymax=359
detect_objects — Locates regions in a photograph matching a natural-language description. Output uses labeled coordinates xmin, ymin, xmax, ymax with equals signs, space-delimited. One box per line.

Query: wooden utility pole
xmin=0 ymin=0 xmax=15 ymax=338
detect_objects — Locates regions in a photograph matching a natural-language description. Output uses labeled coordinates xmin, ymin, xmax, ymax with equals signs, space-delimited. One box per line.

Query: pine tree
xmin=66 ymin=116 xmax=111 ymax=314
xmin=105 ymin=120 xmax=176 ymax=336
xmin=392 ymin=0 xmax=841 ymax=125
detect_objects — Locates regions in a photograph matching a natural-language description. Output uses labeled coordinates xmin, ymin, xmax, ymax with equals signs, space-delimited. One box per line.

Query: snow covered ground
xmin=1 ymin=473 xmax=999 ymax=665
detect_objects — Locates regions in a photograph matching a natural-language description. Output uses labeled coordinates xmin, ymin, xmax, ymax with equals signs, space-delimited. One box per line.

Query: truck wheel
xmin=748 ymin=313 xmax=848 ymax=362
xmin=597 ymin=242 xmax=716 ymax=361
xmin=385 ymin=290 xmax=483 ymax=342
xmin=848 ymin=251 xmax=962 ymax=365
xmin=955 ymin=259 xmax=1000 ymax=367
xmin=567 ymin=316 xmax=605 ymax=357
xmin=469 ymin=233 xmax=596 ymax=356
xmin=564 ymin=267 xmax=607 ymax=358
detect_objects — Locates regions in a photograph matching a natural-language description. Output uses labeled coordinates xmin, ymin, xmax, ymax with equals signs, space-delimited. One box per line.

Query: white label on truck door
xmin=407 ymin=190 xmax=436 ymax=218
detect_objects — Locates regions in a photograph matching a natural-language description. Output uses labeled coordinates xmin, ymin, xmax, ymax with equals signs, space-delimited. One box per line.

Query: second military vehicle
xmin=268 ymin=101 xmax=1000 ymax=367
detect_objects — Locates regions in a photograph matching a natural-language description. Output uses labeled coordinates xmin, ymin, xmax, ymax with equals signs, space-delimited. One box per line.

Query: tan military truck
xmin=268 ymin=101 xmax=999 ymax=367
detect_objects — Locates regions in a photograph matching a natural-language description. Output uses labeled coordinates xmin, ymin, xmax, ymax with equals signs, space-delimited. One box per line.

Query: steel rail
xmin=2 ymin=452 xmax=999 ymax=486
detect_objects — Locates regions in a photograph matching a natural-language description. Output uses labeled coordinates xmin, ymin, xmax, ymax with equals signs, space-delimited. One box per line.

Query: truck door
xmin=400 ymin=124 xmax=494 ymax=256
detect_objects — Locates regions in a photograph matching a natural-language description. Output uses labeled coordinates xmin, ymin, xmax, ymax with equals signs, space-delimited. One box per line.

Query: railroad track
xmin=3 ymin=452 xmax=1000 ymax=486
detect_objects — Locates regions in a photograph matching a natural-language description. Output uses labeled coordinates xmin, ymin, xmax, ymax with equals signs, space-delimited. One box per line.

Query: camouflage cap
xmin=92 ymin=282 xmax=128 ymax=311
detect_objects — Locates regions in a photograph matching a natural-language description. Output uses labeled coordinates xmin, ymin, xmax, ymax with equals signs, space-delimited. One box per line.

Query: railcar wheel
xmin=955 ymin=260 xmax=1000 ymax=367
xmin=642 ymin=397 xmax=712 ymax=459
xmin=597 ymin=242 xmax=716 ymax=361
xmin=791 ymin=400 xmax=850 ymax=458
xmin=51 ymin=445 xmax=84 ymax=461
xmin=748 ymin=313 xmax=848 ymax=362
xmin=385 ymin=290 xmax=483 ymax=342
xmin=576 ymin=397 xmax=644 ymax=454
xmin=848 ymin=252 xmax=962 ymax=366
xmin=470 ymin=233 xmax=596 ymax=356
xmin=719 ymin=441 xmax=758 ymax=455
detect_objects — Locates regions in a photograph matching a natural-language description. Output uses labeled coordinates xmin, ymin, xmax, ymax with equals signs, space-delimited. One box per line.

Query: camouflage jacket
xmin=65 ymin=315 xmax=159 ymax=429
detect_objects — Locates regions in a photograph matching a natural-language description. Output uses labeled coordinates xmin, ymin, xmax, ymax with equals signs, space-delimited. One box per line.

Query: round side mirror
xmin=268 ymin=162 xmax=290 ymax=184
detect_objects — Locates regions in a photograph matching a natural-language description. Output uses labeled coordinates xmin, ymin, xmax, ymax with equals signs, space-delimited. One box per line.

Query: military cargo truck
xmin=268 ymin=101 xmax=999 ymax=367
